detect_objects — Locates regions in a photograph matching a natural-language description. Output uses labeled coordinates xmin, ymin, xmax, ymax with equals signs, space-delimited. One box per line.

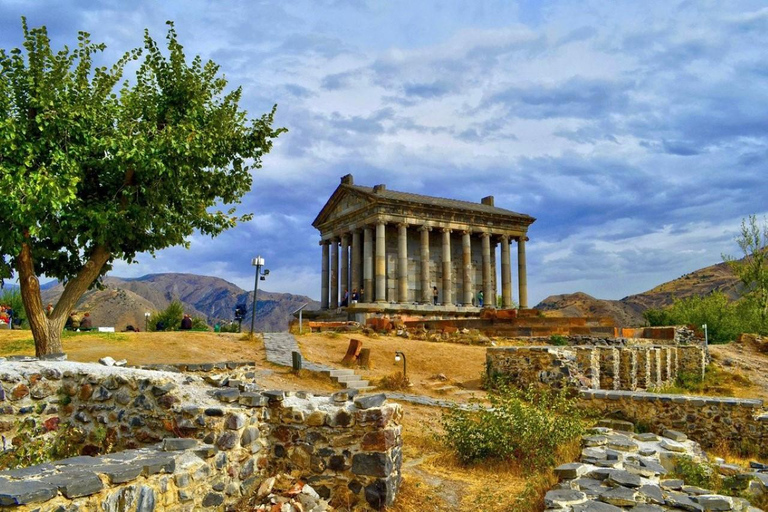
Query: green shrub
xmin=148 ymin=300 xmax=208 ymax=331
xmin=673 ymin=456 xmax=719 ymax=489
xmin=549 ymin=334 xmax=568 ymax=346
xmin=643 ymin=291 xmax=757 ymax=343
xmin=440 ymin=386 xmax=585 ymax=469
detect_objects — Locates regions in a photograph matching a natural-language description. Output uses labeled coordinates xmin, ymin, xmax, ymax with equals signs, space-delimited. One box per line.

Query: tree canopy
xmin=0 ymin=19 xmax=285 ymax=355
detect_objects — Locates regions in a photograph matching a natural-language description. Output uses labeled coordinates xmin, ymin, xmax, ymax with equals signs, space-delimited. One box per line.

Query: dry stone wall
xmin=579 ymin=389 xmax=768 ymax=454
xmin=0 ymin=360 xmax=402 ymax=510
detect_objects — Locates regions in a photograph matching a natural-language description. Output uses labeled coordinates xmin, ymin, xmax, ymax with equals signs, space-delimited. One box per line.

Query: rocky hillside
xmin=40 ymin=273 xmax=318 ymax=332
xmin=536 ymin=260 xmax=742 ymax=326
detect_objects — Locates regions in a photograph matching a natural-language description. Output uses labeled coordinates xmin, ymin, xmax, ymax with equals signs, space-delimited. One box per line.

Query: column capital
xmin=340 ymin=233 xmax=349 ymax=242
xmin=480 ymin=232 xmax=491 ymax=239
xmin=441 ymin=228 xmax=452 ymax=234
xmin=418 ymin=224 xmax=432 ymax=232
xmin=319 ymin=239 xmax=330 ymax=246
xmin=461 ymin=229 xmax=471 ymax=236
xmin=397 ymin=222 xmax=408 ymax=229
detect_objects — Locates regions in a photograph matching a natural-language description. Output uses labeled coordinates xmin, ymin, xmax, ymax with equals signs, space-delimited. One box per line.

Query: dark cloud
xmin=483 ymin=77 xmax=632 ymax=119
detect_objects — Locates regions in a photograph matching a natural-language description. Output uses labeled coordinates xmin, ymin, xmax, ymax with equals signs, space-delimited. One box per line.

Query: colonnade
xmin=320 ymin=222 xmax=528 ymax=309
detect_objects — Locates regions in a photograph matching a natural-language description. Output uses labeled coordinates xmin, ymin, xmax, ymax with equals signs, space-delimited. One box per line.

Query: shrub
xmin=643 ymin=291 xmax=752 ymax=343
xmin=440 ymin=386 xmax=585 ymax=469
xmin=148 ymin=300 xmax=208 ymax=331
xmin=549 ymin=334 xmax=568 ymax=346
xmin=376 ymin=372 xmax=411 ymax=391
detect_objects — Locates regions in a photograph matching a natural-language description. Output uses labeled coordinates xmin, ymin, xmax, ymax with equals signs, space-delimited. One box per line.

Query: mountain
xmin=536 ymin=260 xmax=742 ymax=326
xmin=40 ymin=273 xmax=319 ymax=332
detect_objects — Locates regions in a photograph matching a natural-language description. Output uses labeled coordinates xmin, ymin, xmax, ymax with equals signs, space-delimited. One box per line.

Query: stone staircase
xmin=322 ymin=368 xmax=374 ymax=391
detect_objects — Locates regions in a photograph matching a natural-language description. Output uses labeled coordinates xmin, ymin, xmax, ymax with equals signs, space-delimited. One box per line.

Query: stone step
xmin=344 ymin=381 xmax=372 ymax=390
xmin=323 ymin=369 xmax=356 ymax=378
xmin=334 ymin=374 xmax=365 ymax=383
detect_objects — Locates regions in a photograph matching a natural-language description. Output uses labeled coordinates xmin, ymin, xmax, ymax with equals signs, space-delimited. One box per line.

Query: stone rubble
xmin=250 ymin=474 xmax=332 ymax=511
xmin=548 ymin=427 xmax=767 ymax=512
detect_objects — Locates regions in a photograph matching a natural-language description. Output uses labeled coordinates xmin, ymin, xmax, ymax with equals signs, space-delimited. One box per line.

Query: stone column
xmin=320 ymin=241 xmax=330 ymax=310
xmin=340 ymin=234 xmax=349 ymax=302
xmin=481 ymin=233 xmax=493 ymax=308
xmin=517 ymin=236 xmax=528 ymax=309
xmin=397 ymin=223 xmax=408 ymax=303
xmin=500 ymin=235 xmax=512 ymax=308
xmin=330 ymin=238 xmax=339 ymax=308
xmin=420 ymin=226 xmax=431 ymax=304
xmin=462 ymin=231 xmax=473 ymax=306
xmin=363 ymin=227 xmax=373 ymax=302
xmin=351 ymin=230 xmax=361 ymax=294
xmin=375 ymin=221 xmax=386 ymax=303
xmin=441 ymin=229 xmax=452 ymax=306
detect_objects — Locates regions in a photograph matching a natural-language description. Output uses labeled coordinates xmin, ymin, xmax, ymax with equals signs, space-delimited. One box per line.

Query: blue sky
xmin=2 ymin=1 xmax=767 ymax=304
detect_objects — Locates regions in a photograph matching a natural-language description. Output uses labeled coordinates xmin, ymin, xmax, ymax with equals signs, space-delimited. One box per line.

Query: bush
xmin=376 ymin=372 xmax=411 ymax=390
xmin=643 ymin=291 xmax=750 ymax=343
xmin=440 ymin=386 xmax=585 ymax=469
xmin=0 ymin=420 xmax=83 ymax=470
xmin=549 ymin=334 xmax=568 ymax=346
xmin=148 ymin=300 xmax=208 ymax=331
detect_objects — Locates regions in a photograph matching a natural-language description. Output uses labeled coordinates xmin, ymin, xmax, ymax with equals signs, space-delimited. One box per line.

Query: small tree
xmin=0 ymin=20 xmax=285 ymax=355
xmin=724 ymin=215 xmax=768 ymax=330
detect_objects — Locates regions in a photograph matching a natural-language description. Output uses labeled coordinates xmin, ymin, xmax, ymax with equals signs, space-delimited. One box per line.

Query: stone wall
xmin=0 ymin=361 xmax=402 ymax=510
xmin=579 ymin=389 xmax=768 ymax=453
xmin=486 ymin=345 xmax=707 ymax=391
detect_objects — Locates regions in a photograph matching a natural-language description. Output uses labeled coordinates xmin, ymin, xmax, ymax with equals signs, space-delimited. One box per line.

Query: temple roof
xmin=312 ymin=174 xmax=536 ymax=232
xmin=344 ymin=184 xmax=534 ymax=219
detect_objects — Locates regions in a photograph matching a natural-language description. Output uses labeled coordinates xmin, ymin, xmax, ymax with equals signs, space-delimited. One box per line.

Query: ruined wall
xmin=486 ymin=345 xmax=707 ymax=391
xmin=579 ymin=389 xmax=768 ymax=453
xmin=0 ymin=361 xmax=402 ymax=510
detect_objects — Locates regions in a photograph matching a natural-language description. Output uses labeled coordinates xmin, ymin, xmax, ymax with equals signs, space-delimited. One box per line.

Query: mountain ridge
xmin=40 ymin=272 xmax=319 ymax=332
xmin=535 ymin=259 xmax=742 ymax=326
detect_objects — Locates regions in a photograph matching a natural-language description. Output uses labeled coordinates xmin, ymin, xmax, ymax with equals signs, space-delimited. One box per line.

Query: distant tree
xmin=0 ymin=20 xmax=285 ymax=355
xmin=724 ymin=215 xmax=768 ymax=330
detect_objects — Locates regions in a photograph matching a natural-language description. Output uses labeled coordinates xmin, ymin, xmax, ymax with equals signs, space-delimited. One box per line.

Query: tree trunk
xmin=17 ymin=239 xmax=111 ymax=357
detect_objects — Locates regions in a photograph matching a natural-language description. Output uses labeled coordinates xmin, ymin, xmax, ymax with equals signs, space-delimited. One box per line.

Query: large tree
xmin=0 ymin=20 xmax=285 ymax=355
xmin=725 ymin=215 xmax=768 ymax=330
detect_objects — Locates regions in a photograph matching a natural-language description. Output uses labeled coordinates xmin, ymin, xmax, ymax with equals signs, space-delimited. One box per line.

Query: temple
xmin=312 ymin=174 xmax=535 ymax=313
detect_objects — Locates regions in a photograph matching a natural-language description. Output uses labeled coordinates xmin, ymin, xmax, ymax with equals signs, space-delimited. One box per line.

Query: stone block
xmin=162 ymin=438 xmax=198 ymax=451
xmin=0 ymin=480 xmax=58 ymax=505
xmin=351 ymin=452 xmax=393 ymax=477
xmin=43 ymin=470 xmax=104 ymax=498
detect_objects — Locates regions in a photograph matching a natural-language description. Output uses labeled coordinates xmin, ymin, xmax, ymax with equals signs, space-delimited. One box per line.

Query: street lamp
xmin=394 ymin=351 xmax=407 ymax=380
xmin=144 ymin=312 xmax=150 ymax=332
xmin=250 ymin=256 xmax=270 ymax=336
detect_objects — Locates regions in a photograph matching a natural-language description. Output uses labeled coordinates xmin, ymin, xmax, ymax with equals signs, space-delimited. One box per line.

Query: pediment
xmin=312 ymin=186 xmax=374 ymax=229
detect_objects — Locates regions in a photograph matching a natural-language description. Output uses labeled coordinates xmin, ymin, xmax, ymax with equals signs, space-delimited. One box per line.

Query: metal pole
xmin=299 ymin=309 xmax=303 ymax=334
xmin=395 ymin=351 xmax=407 ymax=380
xmin=250 ymin=261 xmax=261 ymax=336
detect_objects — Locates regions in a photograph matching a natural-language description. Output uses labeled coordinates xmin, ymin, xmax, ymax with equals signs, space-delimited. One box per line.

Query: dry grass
xmin=391 ymin=402 xmax=579 ymax=512
xmin=298 ymin=333 xmax=488 ymax=401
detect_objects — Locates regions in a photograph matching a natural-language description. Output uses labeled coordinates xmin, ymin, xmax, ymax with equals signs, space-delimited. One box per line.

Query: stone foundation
xmin=0 ymin=361 xmax=402 ymax=510
xmin=486 ymin=345 xmax=707 ymax=392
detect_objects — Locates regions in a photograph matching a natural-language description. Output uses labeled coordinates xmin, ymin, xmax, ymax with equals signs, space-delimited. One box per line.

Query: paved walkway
xmin=262 ymin=333 xmax=479 ymax=409
xmin=262 ymin=333 xmax=332 ymax=373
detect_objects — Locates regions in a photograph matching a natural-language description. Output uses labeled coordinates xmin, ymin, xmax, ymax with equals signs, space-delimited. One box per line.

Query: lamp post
xmin=394 ymin=351 xmax=407 ymax=380
xmin=144 ymin=312 xmax=150 ymax=332
xmin=250 ymin=256 xmax=270 ymax=336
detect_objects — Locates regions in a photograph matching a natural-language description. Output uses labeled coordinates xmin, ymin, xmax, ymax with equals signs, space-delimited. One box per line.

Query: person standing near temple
xmin=433 ymin=286 xmax=439 ymax=305
xmin=180 ymin=314 xmax=193 ymax=330
xmin=477 ymin=290 xmax=484 ymax=307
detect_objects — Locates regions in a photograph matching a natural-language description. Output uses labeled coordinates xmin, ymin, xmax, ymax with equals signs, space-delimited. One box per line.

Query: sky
xmin=2 ymin=0 xmax=767 ymax=304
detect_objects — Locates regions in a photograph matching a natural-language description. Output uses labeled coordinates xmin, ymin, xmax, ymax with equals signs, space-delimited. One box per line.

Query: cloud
xmin=3 ymin=0 xmax=768 ymax=307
